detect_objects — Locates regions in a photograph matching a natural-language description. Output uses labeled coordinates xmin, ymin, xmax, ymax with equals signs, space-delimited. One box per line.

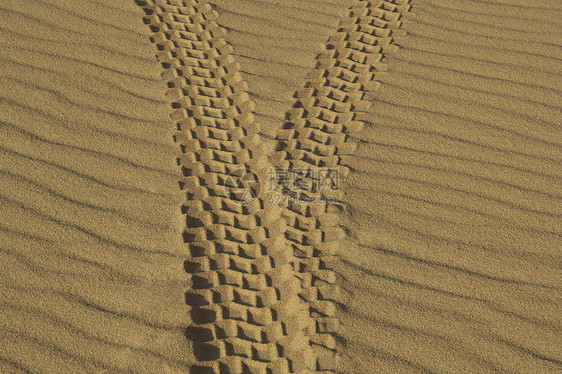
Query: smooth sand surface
xmin=1 ymin=0 xmax=560 ymax=373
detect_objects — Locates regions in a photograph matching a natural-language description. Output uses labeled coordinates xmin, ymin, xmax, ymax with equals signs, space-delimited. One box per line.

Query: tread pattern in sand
xmin=136 ymin=0 xmax=414 ymax=372
xmin=272 ymin=0 xmax=412 ymax=368
xmin=136 ymin=1 xmax=317 ymax=372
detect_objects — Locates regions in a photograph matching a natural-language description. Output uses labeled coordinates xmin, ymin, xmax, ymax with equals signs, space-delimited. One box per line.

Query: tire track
xmin=135 ymin=1 xmax=316 ymax=372
xmin=270 ymin=1 xmax=412 ymax=371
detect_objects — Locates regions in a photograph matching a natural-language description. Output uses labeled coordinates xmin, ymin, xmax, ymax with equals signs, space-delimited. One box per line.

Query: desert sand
xmin=0 ymin=0 xmax=560 ymax=373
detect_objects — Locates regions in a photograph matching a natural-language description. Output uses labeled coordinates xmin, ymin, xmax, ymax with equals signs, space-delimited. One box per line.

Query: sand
xmin=0 ymin=0 xmax=560 ymax=373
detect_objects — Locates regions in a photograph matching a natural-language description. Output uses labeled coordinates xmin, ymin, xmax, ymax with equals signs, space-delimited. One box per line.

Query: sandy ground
xmin=0 ymin=0 xmax=560 ymax=373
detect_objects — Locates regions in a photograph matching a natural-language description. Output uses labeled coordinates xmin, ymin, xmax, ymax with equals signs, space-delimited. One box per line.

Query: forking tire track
xmin=135 ymin=0 xmax=412 ymax=373
xmin=135 ymin=1 xmax=315 ymax=373
xmin=271 ymin=0 xmax=412 ymax=372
